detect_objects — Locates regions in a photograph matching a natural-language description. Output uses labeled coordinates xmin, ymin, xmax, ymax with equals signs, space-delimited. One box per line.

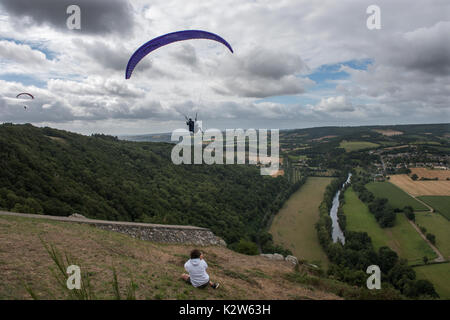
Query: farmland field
xmin=339 ymin=140 xmax=379 ymax=152
xmin=417 ymin=196 xmax=450 ymax=220
xmin=270 ymin=177 xmax=332 ymax=267
xmin=373 ymin=129 xmax=403 ymax=136
xmin=415 ymin=211 xmax=450 ymax=259
xmin=414 ymin=263 xmax=450 ymax=299
xmin=410 ymin=168 xmax=450 ymax=180
xmin=343 ymin=188 xmax=391 ymax=250
xmin=389 ymin=174 xmax=450 ymax=196
xmin=366 ymin=182 xmax=428 ymax=211
xmin=343 ymin=188 xmax=437 ymax=264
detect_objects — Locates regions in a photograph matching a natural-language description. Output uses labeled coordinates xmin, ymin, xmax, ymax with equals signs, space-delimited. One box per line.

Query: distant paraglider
xmin=125 ymin=30 xmax=233 ymax=79
xmin=16 ymin=92 xmax=34 ymax=110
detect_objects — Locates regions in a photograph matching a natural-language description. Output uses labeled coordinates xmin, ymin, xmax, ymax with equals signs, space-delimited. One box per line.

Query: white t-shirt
xmin=184 ymin=258 xmax=210 ymax=287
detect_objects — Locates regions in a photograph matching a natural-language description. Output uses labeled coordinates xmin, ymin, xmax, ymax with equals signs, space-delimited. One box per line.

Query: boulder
xmin=69 ymin=213 xmax=86 ymax=219
xmin=260 ymin=253 xmax=284 ymax=261
xmin=272 ymin=253 xmax=284 ymax=261
xmin=285 ymin=255 xmax=298 ymax=265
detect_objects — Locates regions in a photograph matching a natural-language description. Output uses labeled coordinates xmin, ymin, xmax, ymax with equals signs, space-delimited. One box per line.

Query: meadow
xmin=414 ymin=263 xmax=450 ymax=300
xmin=418 ymin=196 xmax=450 ymax=220
xmin=366 ymin=182 xmax=428 ymax=211
xmin=339 ymin=140 xmax=379 ymax=152
xmin=269 ymin=177 xmax=332 ymax=268
xmin=342 ymin=188 xmax=437 ymax=265
xmin=415 ymin=211 xmax=450 ymax=259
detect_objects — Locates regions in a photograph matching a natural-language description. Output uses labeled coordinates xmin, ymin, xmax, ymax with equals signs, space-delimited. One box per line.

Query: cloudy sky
xmin=0 ymin=0 xmax=448 ymax=135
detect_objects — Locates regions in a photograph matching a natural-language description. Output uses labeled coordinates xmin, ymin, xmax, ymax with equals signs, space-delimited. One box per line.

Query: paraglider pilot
xmin=186 ymin=118 xmax=195 ymax=133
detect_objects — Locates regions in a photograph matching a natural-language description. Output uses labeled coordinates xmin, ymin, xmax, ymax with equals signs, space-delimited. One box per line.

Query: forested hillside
xmin=0 ymin=124 xmax=295 ymax=248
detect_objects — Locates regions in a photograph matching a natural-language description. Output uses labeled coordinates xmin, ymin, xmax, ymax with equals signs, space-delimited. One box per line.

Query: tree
xmin=404 ymin=206 xmax=415 ymax=221
xmin=413 ymin=279 xmax=439 ymax=298
xmin=411 ymin=174 xmax=419 ymax=181
xmin=378 ymin=246 xmax=399 ymax=273
xmin=387 ymin=259 xmax=415 ymax=290
xmin=404 ymin=279 xmax=439 ymax=298
xmin=426 ymin=233 xmax=436 ymax=245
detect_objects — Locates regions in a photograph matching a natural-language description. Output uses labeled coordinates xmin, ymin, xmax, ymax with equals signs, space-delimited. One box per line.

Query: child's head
xmin=190 ymin=249 xmax=202 ymax=259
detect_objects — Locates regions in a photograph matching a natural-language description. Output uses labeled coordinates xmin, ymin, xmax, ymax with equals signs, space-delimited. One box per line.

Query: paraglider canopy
xmin=16 ymin=93 xmax=34 ymax=99
xmin=125 ymin=30 xmax=233 ymax=79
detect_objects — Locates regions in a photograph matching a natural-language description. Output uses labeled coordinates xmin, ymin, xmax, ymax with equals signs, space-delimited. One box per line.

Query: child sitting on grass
xmin=181 ymin=249 xmax=219 ymax=289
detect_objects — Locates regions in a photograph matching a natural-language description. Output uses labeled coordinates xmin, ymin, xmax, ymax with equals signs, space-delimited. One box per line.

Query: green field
xmin=414 ymin=263 xmax=450 ymax=299
xmin=287 ymin=154 xmax=308 ymax=161
xmin=415 ymin=212 xmax=450 ymax=259
xmin=418 ymin=196 xmax=450 ymax=220
xmin=270 ymin=177 xmax=332 ymax=268
xmin=343 ymin=188 xmax=437 ymax=264
xmin=339 ymin=140 xmax=379 ymax=152
xmin=366 ymin=182 xmax=428 ymax=211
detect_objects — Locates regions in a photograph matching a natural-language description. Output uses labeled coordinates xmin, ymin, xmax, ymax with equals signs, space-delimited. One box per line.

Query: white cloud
xmin=315 ymin=96 xmax=354 ymax=112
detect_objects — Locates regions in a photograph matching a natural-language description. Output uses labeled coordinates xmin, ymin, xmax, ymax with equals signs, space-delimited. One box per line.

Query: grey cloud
xmin=72 ymin=39 xmax=165 ymax=79
xmin=214 ymin=48 xmax=310 ymax=98
xmin=47 ymin=78 xmax=144 ymax=99
xmin=219 ymin=75 xmax=309 ymax=98
xmin=378 ymin=21 xmax=450 ymax=76
xmin=0 ymin=0 xmax=133 ymax=35
xmin=74 ymin=39 xmax=129 ymax=71
xmin=243 ymin=49 xmax=309 ymax=79
xmin=71 ymin=100 xmax=166 ymax=121
xmin=171 ymin=44 xmax=198 ymax=67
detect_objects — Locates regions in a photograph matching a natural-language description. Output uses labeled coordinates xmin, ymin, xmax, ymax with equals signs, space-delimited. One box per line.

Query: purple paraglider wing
xmin=125 ymin=30 xmax=233 ymax=79
xmin=16 ymin=92 xmax=34 ymax=99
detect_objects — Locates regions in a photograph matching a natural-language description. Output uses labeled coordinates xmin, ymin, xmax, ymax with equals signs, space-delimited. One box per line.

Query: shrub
xmin=426 ymin=233 xmax=436 ymax=245
xmin=230 ymin=239 xmax=259 ymax=255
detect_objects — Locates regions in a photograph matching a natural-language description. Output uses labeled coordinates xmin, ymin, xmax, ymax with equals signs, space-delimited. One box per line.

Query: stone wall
xmin=0 ymin=211 xmax=226 ymax=247
xmin=93 ymin=223 xmax=226 ymax=246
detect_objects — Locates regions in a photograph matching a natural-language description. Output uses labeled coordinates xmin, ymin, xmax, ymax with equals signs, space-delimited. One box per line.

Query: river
xmin=330 ymin=173 xmax=352 ymax=245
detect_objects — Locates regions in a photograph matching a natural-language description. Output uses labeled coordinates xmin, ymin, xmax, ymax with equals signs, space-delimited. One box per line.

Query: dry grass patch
xmin=389 ymin=175 xmax=450 ymax=196
xmin=410 ymin=168 xmax=450 ymax=181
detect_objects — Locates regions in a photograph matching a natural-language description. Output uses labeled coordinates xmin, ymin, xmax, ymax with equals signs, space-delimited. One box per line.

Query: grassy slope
xmin=0 ymin=214 xmax=341 ymax=300
xmin=366 ymin=182 xmax=428 ymax=211
xmin=343 ymin=188 xmax=436 ymax=264
xmin=269 ymin=177 xmax=332 ymax=268
xmin=415 ymin=212 xmax=450 ymax=259
xmin=418 ymin=196 xmax=450 ymax=220
xmin=413 ymin=263 xmax=450 ymax=300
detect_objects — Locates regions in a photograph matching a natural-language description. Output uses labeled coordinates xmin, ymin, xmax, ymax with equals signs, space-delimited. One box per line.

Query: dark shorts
xmin=185 ymin=276 xmax=209 ymax=288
